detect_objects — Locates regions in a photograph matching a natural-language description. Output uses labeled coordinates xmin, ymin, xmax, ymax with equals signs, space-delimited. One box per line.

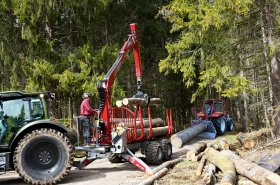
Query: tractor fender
xmin=9 ymin=120 xmax=70 ymax=151
xmin=211 ymin=112 xmax=224 ymax=118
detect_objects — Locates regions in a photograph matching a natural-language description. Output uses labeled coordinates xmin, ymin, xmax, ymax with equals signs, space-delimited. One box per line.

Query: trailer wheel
xmin=161 ymin=139 xmax=172 ymax=161
xmin=107 ymin=152 xmax=123 ymax=163
xmin=212 ymin=115 xmax=227 ymax=135
xmin=145 ymin=141 xmax=163 ymax=165
xmin=13 ymin=128 xmax=73 ymax=185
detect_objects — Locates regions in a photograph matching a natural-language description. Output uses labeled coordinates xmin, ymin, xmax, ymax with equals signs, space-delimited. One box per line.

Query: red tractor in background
xmin=196 ymin=99 xmax=234 ymax=136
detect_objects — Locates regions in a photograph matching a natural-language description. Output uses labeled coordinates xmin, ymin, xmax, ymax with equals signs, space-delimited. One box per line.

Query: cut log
xmin=221 ymin=150 xmax=280 ymax=185
xmin=196 ymin=155 xmax=207 ymax=177
xmin=211 ymin=139 xmax=230 ymax=150
xmin=236 ymin=132 xmax=255 ymax=149
xmin=171 ymin=124 xmax=208 ymax=148
xmin=123 ymin=97 xmax=161 ymax=106
xmin=136 ymin=118 xmax=165 ymax=128
xmin=116 ymin=100 xmax=124 ymax=107
xmin=186 ymin=142 xmax=207 ymax=161
xmin=201 ymin=163 xmax=216 ymax=185
xmin=152 ymin=158 xmax=184 ymax=173
xmin=136 ymin=126 xmax=168 ymax=138
xmin=138 ymin=167 xmax=168 ymax=185
xmin=112 ymin=118 xmax=165 ymax=128
xmin=205 ymin=148 xmax=236 ymax=185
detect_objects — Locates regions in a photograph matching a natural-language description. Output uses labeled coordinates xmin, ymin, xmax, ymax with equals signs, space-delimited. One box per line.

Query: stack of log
xmin=187 ymin=134 xmax=280 ymax=185
xmin=134 ymin=118 xmax=168 ymax=138
xmin=139 ymin=131 xmax=280 ymax=185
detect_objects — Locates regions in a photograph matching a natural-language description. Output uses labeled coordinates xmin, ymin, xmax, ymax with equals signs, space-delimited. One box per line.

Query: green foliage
xmin=159 ymin=0 xmax=254 ymax=101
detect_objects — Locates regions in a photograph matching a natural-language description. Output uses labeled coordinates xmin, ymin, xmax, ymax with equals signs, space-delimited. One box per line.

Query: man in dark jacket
xmin=80 ymin=93 xmax=96 ymax=145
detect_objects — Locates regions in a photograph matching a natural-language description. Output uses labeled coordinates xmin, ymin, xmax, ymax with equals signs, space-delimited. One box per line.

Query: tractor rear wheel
xmin=145 ymin=141 xmax=163 ymax=165
xmin=212 ymin=115 xmax=227 ymax=135
xmin=227 ymin=119 xmax=235 ymax=131
xmin=107 ymin=152 xmax=123 ymax=163
xmin=13 ymin=128 xmax=73 ymax=185
xmin=161 ymin=139 xmax=172 ymax=161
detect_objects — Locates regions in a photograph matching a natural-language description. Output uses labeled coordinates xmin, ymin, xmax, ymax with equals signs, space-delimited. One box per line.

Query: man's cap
xmin=82 ymin=93 xmax=91 ymax=99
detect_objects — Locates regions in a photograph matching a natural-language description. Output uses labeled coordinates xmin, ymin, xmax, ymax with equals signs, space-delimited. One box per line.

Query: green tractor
xmin=0 ymin=91 xmax=73 ymax=184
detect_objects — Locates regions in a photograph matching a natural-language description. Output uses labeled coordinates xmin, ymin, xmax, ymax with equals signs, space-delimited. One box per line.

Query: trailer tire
xmin=145 ymin=141 xmax=163 ymax=165
xmin=212 ymin=115 xmax=227 ymax=135
xmin=107 ymin=152 xmax=123 ymax=163
xmin=161 ymin=139 xmax=172 ymax=161
xmin=13 ymin=128 xmax=73 ymax=185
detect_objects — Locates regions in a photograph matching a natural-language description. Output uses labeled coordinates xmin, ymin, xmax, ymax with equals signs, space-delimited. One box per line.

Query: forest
xmin=0 ymin=0 xmax=279 ymax=135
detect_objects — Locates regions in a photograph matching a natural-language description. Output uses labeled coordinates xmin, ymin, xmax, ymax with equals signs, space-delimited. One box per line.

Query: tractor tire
xmin=145 ymin=141 xmax=163 ymax=165
xmin=161 ymin=139 xmax=172 ymax=161
xmin=227 ymin=119 xmax=235 ymax=131
xmin=13 ymin=128 xmax=73 ymax=185
xmin=107 ymin=152 xmax=123 ymax=163
xmin=212 ymin=115 xmax=227 ymax=135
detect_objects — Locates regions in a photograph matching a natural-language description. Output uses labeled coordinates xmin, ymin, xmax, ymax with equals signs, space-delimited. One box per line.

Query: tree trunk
xmin=236 ymin=132 xmax=255 ymax=149
xmin=122 ymin=97 xmax=161 ymax=106
xmin=135 ymin=126 xmax=168 ymax=138
xmin=221 ymin=150 xmax=280 ymax=185
xmin=205 ymin=148 xmax=236 ymax=185
xmin=171 ymin=124 xmax=207 ymax=148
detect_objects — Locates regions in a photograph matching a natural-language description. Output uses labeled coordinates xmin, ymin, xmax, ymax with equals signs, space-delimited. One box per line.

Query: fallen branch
xmin=138 ymin=168 xmax=169 ymax=185
xmin=196 ymin=155 xmax=207 ymax=177
xmin=221 ymin=150 xmax=280 ymax=185
xmin=152 ymin=158 xmax=184 ymax=173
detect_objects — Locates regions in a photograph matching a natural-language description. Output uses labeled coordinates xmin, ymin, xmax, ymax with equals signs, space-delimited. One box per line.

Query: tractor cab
xmin=198 ymin=99 xmax=225 ymax=120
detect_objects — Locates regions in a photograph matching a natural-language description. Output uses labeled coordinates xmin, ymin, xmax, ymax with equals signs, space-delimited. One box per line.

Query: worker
xmin=80 ymin=93 xmax=96 ymax=145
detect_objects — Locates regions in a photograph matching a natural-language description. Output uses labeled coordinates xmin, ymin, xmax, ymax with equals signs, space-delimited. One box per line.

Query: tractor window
xmin=31 ymin=98 xmax=44 ymax=119
xmin=1 ymin=99 xmax=31 ymax=123
xmin=204 ymin=103 xmax=212 ymax=116
xmin=214 ymin=102 xmax=224 ymax=112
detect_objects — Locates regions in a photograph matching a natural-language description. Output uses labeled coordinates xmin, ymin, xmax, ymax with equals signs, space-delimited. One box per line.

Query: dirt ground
xmin=1 ymin=129 xmax=278 ymax=185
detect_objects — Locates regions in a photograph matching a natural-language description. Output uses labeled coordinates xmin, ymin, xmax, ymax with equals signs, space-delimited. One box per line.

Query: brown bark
xmin=136 ymin=118 xmax=165 ymax=128
xmin=236 ymin=132 xmax=255 ymax=149
xmin=139 ymin=168 xmax=169 ymax=185
xmin=135 ymin=126 xmax=168 ymax=138
xmin=221 ymin=150 xmax=280 ymax=185
xmin=196 ymin=155 xmax=207 ymax=177
xmin=186 ymin=142 xmax=207 ymax=161
xmin=171 ymin=124 xmax=207 ymax=148
xmin=205 ymin=148 xmax=236 ymax=185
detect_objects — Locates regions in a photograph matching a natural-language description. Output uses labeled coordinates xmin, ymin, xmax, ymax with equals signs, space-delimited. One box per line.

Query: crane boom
xmin=97 ymin=23 xmax=144 ymax=144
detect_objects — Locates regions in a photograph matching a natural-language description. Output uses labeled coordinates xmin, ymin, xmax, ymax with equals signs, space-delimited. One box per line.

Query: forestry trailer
xmin=0 ymin=23 xmax=173 ymax=184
